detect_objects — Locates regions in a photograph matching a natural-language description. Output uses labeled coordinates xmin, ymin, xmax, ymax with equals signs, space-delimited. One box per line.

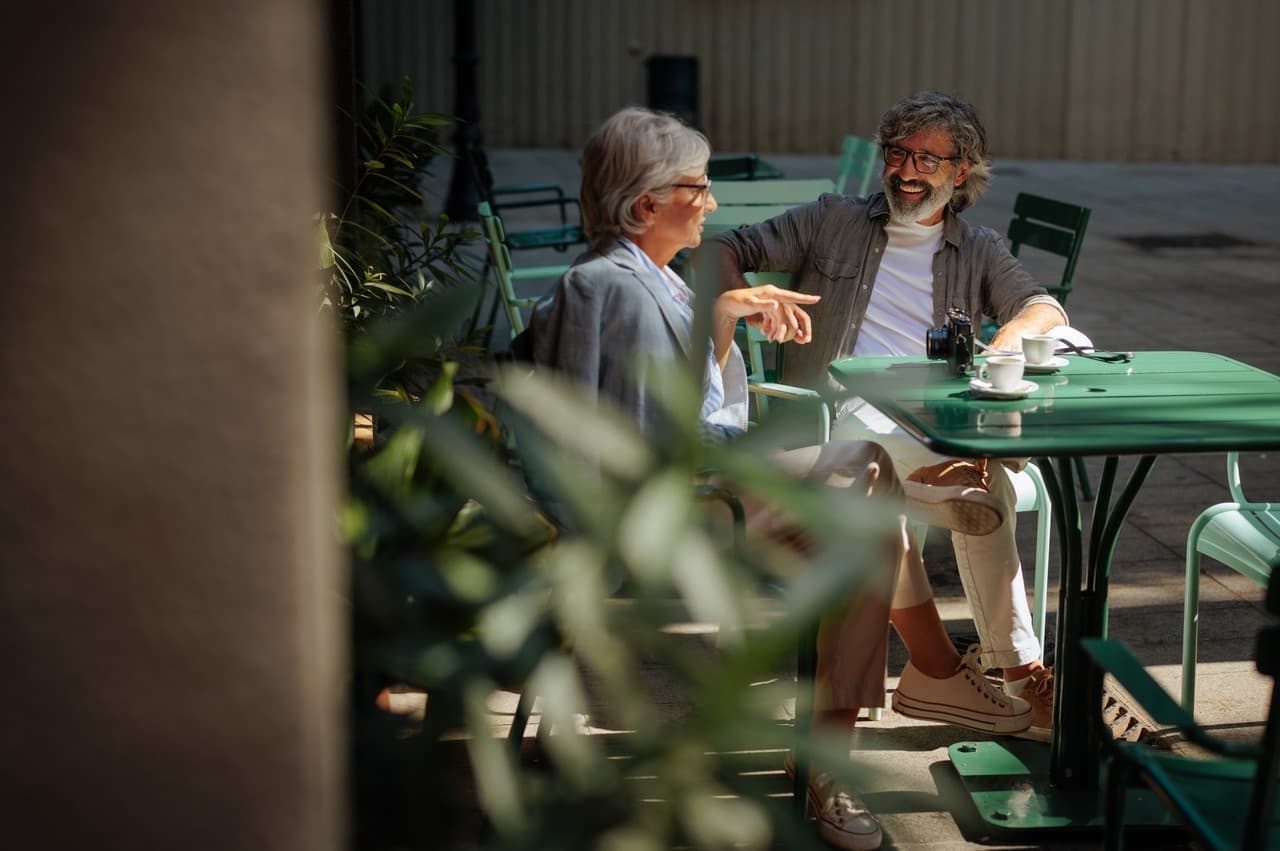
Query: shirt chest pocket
xmin=812 ymin=257 xmax=860 ymax=293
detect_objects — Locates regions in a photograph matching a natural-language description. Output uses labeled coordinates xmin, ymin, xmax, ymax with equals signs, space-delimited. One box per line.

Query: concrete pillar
xmin=0 ymin=3 xmax=343 ymax=849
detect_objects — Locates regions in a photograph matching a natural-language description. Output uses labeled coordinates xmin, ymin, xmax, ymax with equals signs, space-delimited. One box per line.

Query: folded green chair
xmin=833 ymin=135 xmax=879 ymax=198
xmin=1183 ymin=451 xmax=1280 ymax=711
xmin=1082 ymin=568 xmax=1280 ymax=850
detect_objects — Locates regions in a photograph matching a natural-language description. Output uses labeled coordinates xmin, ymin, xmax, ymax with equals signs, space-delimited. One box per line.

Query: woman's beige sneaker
xmin=785 ymin=753 xmax=882 ymax=851
xmin=892 ymin=645 xmax=1033 ymax=734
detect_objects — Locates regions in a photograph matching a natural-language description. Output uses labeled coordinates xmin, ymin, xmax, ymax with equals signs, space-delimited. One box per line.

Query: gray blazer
xmin=529 ymin=242 xmax=695 ymax=438
xmin=530 ymin=240 xmax=750 ymax=442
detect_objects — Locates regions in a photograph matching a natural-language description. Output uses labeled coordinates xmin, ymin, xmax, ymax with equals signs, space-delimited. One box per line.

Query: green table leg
xmin=947 ymin=454 xmax=1161 ymax=831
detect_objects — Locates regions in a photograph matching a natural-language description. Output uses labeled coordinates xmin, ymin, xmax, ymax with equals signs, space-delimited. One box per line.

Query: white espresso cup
xmin=1022 ymin=334 xmax=1058 ymax=366
xmin=978 ymin=356 xmax=1026 ymax=391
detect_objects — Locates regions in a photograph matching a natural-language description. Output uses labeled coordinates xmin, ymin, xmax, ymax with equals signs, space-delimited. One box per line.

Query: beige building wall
xmin=365 ymin=0 xmax=1280 ymax=162
xmin=1 ymin=2 xmax=343 ymax=849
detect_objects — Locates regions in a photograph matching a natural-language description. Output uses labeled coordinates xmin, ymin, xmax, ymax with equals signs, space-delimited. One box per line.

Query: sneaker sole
xmin=815 ymin=815 xmax=882 ymax=851
xmin=807 ymin=780 xmax=883 ymax=851
xmin=892 ymin=689 xmax=1032 ymax=734
xmin=786 ymin=756 xmax=883 ymax=851
xmin=1009 ymin=724 xmax=1051 ymax=743
xmin=902 ymin=482 xmax=1004 ymax=537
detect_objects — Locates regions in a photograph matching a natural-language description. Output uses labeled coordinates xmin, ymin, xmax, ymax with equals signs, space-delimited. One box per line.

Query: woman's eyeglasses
xmin=669 ymin=176 xmax=712 ymax=202
xmin=882 ymin=145 xmax=961 ymax=175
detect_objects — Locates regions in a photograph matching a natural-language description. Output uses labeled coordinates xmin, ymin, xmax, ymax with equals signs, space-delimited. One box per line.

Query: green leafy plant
xmin=322 ymin=77 xmax=479 ymax=331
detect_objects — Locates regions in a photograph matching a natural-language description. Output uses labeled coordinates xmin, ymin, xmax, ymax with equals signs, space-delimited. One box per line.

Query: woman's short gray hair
xmin=876 ymin=91 xmax=992 ymax=212
xmin=580 ymin=107 xmax=710 ymax=248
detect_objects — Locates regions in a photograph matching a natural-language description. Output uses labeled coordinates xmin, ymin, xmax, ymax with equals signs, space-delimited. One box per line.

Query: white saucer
xmin=1023 ymin=356 xmax=1070 ymax=374
xmin=969 ymin=377 xmax=1038 ymax=399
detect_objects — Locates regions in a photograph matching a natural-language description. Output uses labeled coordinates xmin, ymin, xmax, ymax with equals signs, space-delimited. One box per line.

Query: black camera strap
xmin=975 ymin=338 xmax=1133 ymax=364
xmin=1052 ymin=340 xmax=1134 ymax=364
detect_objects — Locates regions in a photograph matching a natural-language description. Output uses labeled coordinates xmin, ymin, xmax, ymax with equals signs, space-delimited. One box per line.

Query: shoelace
xmin=1028 ymin=669 xmax=1054 ymax=700
xmin=912 ymin=459 xmax=989 ymax=490
xmin=959 ymin=648 xmax=1011 ymax=707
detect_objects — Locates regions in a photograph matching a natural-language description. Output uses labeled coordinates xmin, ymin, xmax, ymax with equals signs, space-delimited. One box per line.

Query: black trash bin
xmin=645 ymin=54 xmax=701 ymax=129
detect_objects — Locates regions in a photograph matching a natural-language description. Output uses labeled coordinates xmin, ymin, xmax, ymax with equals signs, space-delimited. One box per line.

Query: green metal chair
xmin=983 ymin=191 xmax=1094 ymax=500
xmin=470 ymin=145 xmax=585 ymax=252
xmin=980 ymin=192 xmax=1092 ymax=343
xmin=833 ymin=135 xmax=879 ymax=198
xmin=1082 ymin=569 xmax=1280 ymax=850
xmin=1007 ymin=192 xmax=1091 ymax=305
xmin=477 ymin=202 xmax=569 ymax=339
xmin=1183 ymin=451 xmax=1280 ymax=710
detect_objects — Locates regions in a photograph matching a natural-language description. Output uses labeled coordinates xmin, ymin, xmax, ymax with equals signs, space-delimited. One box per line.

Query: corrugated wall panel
xmin=360 ymin=0 xmax=1280 ymax=162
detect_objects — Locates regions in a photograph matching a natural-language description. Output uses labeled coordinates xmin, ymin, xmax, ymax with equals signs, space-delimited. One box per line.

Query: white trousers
xmin=834 ymin=399 xmax=1042 ymax=670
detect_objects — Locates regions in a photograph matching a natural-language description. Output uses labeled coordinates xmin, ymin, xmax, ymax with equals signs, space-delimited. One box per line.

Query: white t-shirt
xmin=852 ymin=219 xmax=945 ymax=357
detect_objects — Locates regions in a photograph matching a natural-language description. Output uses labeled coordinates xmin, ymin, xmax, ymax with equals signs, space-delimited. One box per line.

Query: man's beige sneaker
xmin=903 ymin=459 xmax=1005 ymax=536
xmin=893 ymin=645 xmax=1033 ymax=734
xmin=1007 ymin=666 xmax=1053 ymax=743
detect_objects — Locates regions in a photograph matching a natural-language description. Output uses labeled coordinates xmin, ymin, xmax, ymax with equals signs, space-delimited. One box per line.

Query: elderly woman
xmin=528 ymin=107 xmax=1029 ymax=851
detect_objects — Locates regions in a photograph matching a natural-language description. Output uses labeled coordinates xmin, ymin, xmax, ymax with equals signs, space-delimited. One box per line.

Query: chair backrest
xmin=478 ymin=202 xmax=530 ymax=336
xmin=740 ymin=271 xmax=794 ymax=385
xmin=834 ymin=135 xmax=880 ymax=197
xmin=1006 ymin=192 xmax=1091 ymax=305
xmin=737 ymin=271 xmax=832 ymax=446
xmin=1226 ymin=451 xmax=1248 ymax=503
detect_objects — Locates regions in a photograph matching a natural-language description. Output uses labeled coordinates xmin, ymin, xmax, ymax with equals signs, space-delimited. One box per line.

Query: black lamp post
xmin=444 ymin=0 xmax=481 ymax=222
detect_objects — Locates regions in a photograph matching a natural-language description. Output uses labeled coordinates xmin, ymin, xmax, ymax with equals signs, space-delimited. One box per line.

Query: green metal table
xmin=710 ymin=179 xmax=833 ymax=207
xmin=826 ymin=351 xmax=1280 ymax=832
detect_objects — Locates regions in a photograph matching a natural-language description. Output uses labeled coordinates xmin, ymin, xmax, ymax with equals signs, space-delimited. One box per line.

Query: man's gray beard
xmin=884 ymin=174 xmax=954 ymax=225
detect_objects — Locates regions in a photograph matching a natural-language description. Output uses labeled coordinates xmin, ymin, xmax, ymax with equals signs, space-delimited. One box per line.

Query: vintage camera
xmin=925 ymin=308 xmax=975 ymax=375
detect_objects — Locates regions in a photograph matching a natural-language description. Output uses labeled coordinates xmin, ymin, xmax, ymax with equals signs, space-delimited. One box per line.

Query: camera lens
xmin=925 ymin=326 xmax=951 ymax=360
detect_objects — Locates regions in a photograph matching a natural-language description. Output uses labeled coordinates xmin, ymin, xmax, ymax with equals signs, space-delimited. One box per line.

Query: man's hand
xmin=715 ymin=285 xmax=821 ymax=344
xmin=989 ymin=303 xmax=1066 ymax=352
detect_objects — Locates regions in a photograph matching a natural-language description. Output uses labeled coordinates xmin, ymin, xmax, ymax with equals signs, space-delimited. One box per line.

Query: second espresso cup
xmin=1022 ymin=334 xmax=1058 ymax=365
xmin=978 ymin=356 xmax=1026 ymax=391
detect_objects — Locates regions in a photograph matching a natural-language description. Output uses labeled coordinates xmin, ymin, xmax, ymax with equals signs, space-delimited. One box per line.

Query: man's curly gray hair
xmin=876 ymin=91 xmax=992 ymax=212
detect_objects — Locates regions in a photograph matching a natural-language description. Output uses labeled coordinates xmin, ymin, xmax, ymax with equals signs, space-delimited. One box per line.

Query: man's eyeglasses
xmin=882 ymin=145 xmax=962 ymax=175
xmin=670 ymin=176 xmax=712 ymax=202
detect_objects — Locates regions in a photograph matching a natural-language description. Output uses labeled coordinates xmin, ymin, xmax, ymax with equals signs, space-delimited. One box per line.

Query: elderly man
xmin=703 ymin=91 xmax=1063 ymax=741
